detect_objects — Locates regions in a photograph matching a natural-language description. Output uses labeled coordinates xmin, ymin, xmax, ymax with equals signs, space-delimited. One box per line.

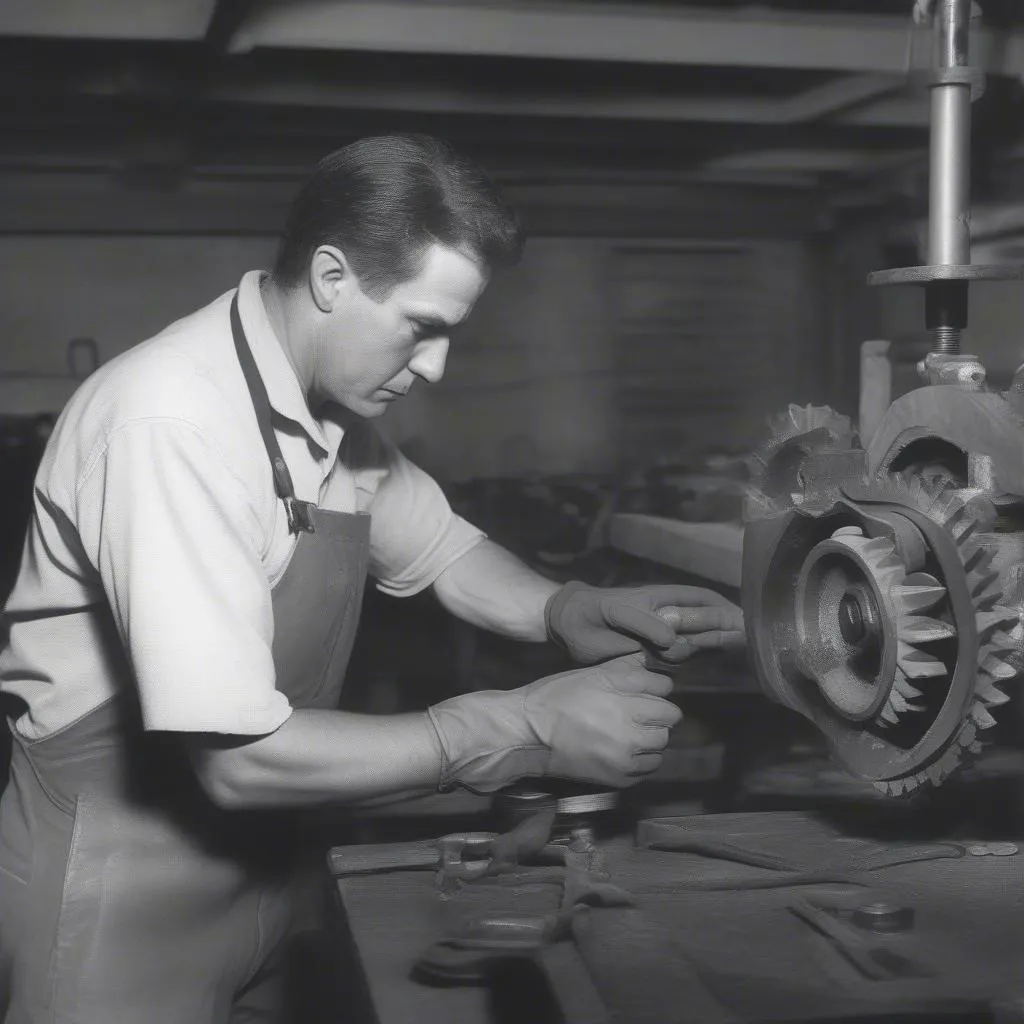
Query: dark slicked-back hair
xmin=272 ymin=134 xmax=524 ymax=297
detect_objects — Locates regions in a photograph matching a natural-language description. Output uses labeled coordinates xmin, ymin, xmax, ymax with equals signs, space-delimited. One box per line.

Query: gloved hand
xmin=427 ymin=654 xmax=682 ymax=793
xmin=545 ymin=582 xmax=745 ymax=665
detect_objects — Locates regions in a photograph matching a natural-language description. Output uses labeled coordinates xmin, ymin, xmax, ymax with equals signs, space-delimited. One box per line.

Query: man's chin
xmin=326 ymin=395 xmax=390 ymax=419
xmin=361 ymin=395 xmax=393 ymax=417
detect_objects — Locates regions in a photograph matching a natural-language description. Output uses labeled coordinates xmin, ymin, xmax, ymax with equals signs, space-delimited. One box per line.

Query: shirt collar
xmin=235 ymin=270 xmax=344 ymax=458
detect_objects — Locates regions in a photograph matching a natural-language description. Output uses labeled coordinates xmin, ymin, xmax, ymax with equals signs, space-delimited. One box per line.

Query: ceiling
xmin=3 ymin=1 xmax=1024 ymax=225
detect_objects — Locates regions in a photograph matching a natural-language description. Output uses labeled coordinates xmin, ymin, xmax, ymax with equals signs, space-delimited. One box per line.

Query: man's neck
xmin=259 ymin=275 xmax=315 ymax=399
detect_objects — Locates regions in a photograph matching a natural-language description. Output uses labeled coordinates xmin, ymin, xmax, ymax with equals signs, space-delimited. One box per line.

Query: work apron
xmin=0 ymin=294 xmax=371 ymax=1023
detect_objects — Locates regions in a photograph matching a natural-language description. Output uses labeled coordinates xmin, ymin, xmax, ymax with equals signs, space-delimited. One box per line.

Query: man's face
xmin=314 ymin=242 xmax=488 ymax=418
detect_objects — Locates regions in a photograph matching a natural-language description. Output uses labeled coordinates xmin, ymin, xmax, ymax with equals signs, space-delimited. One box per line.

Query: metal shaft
xmin=928 ymin=0 xmax=972 ymax=268
xmin=926 ymin=0 xmax=973 ymax=354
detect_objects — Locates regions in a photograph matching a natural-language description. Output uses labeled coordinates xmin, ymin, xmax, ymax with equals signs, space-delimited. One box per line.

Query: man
xmin=0 ymin=134 xmax=744 ymax=1022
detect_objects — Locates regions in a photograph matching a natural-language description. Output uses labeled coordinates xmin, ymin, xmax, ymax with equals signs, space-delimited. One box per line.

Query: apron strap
xmin=229 ymin=293 xmax=315 ymax=535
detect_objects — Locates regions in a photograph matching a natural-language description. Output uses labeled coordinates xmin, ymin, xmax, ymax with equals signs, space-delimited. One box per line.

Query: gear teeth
xmin=892 ymin=673 xmax=924 ymax=702
xmin=887 ymin=688 xmax=924 ymax=715
xmin=969 ymin=571 xmax=1002 ymax=610
xmin=878 ymin=703 xmax=901 ymax=726
xmin=875 ymin=555 xmax=906 ymax=578
xmin=783 ymin=464 xmax=1014 ymax=794
xmin=950 ymin=511 xmax=980 ymax=543
xmin=957 ymin=538 xmax=987 ymax=573
xmin=899 ymin=616 xmax=956 ymax=644
xmin=979 ymin=650 xmax=1018 ymax=681
xmin=750 ymin=405 xmax=857 ymax=518
xmin=893 ymin=576 xmax=945 ymax=614
xmin=970 ymin=704 xmax=999 ymax=730
xmin=975 ymin=607 xmax=1018 ymax=639
xmin=966 ymin=550 xmax=998 ymax=581
xmin=767 ymin=403 xmax=853 ymax=442
xmin=897 ymin=642 xmax=947 ymax=679
xmin=988 ymin=629 xmax=1020 ymax=655
xmin=976 ymin=679 xmax=1010 ymax=707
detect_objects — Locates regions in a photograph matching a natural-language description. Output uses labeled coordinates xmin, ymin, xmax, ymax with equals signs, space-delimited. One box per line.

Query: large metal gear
xmin=744 ymin=469 xmax=1021 ymax=796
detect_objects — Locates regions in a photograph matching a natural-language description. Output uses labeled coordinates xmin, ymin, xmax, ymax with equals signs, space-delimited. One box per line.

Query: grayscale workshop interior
xmin=3 ymin=1 xmax=1024 ymax=1022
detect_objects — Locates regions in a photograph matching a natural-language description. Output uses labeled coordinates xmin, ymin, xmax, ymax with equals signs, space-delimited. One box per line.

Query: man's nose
xmin=409 ymin=337 xmax=449 ymax=384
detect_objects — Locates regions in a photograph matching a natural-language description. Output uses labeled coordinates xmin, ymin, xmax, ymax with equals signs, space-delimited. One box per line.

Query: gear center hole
xmin=839 ymin=589 xmax=879 ymax=647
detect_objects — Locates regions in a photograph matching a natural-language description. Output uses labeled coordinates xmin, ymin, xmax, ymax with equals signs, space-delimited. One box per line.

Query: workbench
xmin=607 ymin=514 xmax=744 ymax=589
xmin=326 ymin=808 xmax=1024 ymax=1024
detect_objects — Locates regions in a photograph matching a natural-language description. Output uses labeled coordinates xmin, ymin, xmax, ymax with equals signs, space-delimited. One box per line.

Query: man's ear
xmin=309 ymin=245 xmax=356 ymax=313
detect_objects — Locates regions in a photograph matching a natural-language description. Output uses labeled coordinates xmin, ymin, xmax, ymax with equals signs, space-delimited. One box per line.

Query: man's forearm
xmin=432 ymin=539 xmax=560 ymax=640
xmin=187 ymin=707 xmax=443 ymax=809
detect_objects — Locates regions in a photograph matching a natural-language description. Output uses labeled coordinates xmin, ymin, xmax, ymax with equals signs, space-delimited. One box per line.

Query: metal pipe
xmin=926 ymin=0 xmax=973 ymax=356
xmin=927 ymin=0 xmax=972 ymax=268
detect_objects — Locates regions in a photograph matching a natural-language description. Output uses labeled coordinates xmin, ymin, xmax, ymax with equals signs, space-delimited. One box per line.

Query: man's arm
xmin=432 ymin=539 xmax=746 ymax=662
xmin=187 ymin=654 xmax=682 ymax=807
xmin=431 ymin=539 xmax=560 ymax=641
xmin=184 ymin=709 xmax=443 ymax=809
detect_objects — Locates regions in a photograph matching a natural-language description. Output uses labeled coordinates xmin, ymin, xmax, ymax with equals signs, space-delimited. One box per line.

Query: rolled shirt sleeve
xmin=74 ymin=418 xmax=292 ymax=735
xmin=363 ymin=434 xmax=485 ymax=598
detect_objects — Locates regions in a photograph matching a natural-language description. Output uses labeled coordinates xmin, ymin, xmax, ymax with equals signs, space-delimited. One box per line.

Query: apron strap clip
xmin=284 ymin=497 xmax=316 ymax=535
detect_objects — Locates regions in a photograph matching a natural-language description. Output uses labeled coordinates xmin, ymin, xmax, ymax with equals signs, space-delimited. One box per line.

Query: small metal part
xmin=493 ymin=784 xmax=618 ymax=846
xmin=555 ymin=791 xmax=618 ymax=817
xmin=968 ymin=452 xmax=996 ymax=491
xmin=493 ymin=786 xmax=557 ymax=831
xmin=966 ymin=841 xmax=1019 ymax=857
xmin=851 ymin=901 xmax=916 ymax=933
xmin=283 ymin=496 xmax=316 ymax=534
xmin=916 ymin=351 xmax=987 ymax=387
xmin=988 ymin=842 xmax=1019 ymax=856
xmin=435 ymin=831 xmax=500 ymax=897
xmin=327 ymin=839 xmax=442 ymax=878
xmin=446 ymin=913 xmax=553 ymax=952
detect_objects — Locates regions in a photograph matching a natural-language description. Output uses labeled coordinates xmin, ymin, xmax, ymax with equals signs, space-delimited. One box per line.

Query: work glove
xmin=427 ymin=654 xmax=683 ymax=794
xmin=545 ymin=581 xmax=746 ymax=665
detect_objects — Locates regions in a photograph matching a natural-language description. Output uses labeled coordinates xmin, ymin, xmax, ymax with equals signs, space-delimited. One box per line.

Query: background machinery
xmin=744 ymin=0 xmax=1024 ymax=797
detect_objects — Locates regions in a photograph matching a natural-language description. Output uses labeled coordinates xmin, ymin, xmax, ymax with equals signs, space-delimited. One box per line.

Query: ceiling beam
xmin=229 ymin=2 xmax=1024 ymax=77
xmin=778 ymin=74 xmax=904 ymax=123
xmin=702 ymin=148 xmax=925 ymax=174
xmin=199 ymin=80 xmax=836 ymax=126
xmin=838 ymin=97 xmax=931 ymax=127
xmin=163 ymin=74 xmax=926 ymax=128
xmin=1 ymin=0 xmax=220 ymax=41
xmin=0 ymin=169 xmax=823 ymax=237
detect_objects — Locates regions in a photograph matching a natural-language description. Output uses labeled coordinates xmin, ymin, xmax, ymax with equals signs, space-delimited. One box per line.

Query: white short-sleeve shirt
xmin=0 ymin=271 xmax=484 ymax=740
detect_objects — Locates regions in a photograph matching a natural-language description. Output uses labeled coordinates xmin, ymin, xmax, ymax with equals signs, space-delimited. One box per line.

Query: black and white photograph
xmin=1 ymin=2 xmax=1024 ymax=1022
